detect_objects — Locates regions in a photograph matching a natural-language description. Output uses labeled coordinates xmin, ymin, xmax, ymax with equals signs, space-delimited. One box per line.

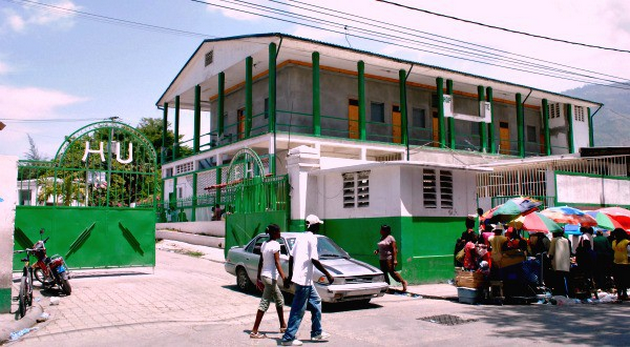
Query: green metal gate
xmin=223 ymin=148 xmax=289 ymax=257
xmin=14 ymin=121 xmax=158 ymax=269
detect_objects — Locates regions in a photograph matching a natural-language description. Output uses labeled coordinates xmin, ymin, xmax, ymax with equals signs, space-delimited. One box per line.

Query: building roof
xmin=157 ymin=32 xmax=602 ymax=111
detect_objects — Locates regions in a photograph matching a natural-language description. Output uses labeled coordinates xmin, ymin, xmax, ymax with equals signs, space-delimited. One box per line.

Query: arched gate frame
xmin=223 ymin=148 xmax=289 ymax=256
xmin=14 ymin=121 xmax=158 ymax=269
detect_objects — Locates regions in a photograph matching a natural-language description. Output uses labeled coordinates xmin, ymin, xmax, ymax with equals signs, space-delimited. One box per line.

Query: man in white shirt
xmin=281 ymin=214 xmax=334 ymax=346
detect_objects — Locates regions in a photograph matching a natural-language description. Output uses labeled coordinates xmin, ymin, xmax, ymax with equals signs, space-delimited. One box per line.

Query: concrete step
xmin=156 ymin=230 xmax=224 ymax=249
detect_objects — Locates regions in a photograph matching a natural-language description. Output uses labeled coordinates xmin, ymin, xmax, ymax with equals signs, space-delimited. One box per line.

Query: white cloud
xmin=0 ymin=85 xmax=88 ymax=158
xmin=3 ymin=0 xmax=78 ymax=33
xmin=0 ymin=60 xmax=10 ymax=75
xmin=205 ymin=2 xmax=262 ymax=21
xmin=0 ymin=85 xmax=87 ymax=120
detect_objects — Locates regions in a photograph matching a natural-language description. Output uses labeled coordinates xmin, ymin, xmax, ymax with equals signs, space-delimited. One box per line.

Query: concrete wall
xmin=556 ymin=174 xmax=630 ymax=206
xmin=0 ymin=156 xmax=18 ymax=313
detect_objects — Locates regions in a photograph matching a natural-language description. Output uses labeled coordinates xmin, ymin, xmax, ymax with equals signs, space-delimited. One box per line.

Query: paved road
xmin=7 ymin=243 xmax=629 ymax=347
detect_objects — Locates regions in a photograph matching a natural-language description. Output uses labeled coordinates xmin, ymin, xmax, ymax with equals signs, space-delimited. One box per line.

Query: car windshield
xmin=285 ymin=235 xmax=349 ymax=259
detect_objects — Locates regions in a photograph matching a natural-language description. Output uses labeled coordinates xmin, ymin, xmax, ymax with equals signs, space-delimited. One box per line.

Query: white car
xmin=225 ymin=232 xmax=389 ymax=303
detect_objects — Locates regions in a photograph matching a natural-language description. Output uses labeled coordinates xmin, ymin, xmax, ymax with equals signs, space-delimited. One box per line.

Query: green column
xmin=358 ymin=61 xmax=366 ymax=140
xmin=192 ymin=172 xmax=197 ymax=222
xmin=542 ymin=99 xmax=551 ymax=156
xmin=193 ymin=84 xmax=201 ymax=153
xmin=436 ymin=77 xmax=446 ymax=147
xmin=217 ymin=72 xmax=225 ymax=138
xmin=313 ymin=52 xmax=321 ymax=136
xmin=245 ymin=56 xmax=253 ymax=138
xmin=588 ymin=107 xmax=594 ymax=147
xmin=478 ymin=86 xmax=487 ymax=152
xmin=516 ymin=93 xmax=524 ymax=157
xmin=216 ymin=167 xmax=222 ymax=206
xmin=174 ymin=95 xmax=180 ymax=160
xmin=172 ymin=177 xmax=178 ymax=221
xmin=162 ymin=102 xmax=168 ymax=164
xmin=268 ymin=43 xmax=277 ymax=134
xmin=567 ymin=104 xmax=574 ymax=153
xmin=487 ymin=87 xmax=496 ymax=153
xmin=447 ymin=79 xmax=455 ymax=149
xmin=399 ymin=69 xmax=408 ymax=146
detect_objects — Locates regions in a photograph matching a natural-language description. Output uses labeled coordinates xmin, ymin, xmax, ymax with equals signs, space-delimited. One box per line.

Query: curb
xmin=0 ymin=302 xmax=44 ymax=344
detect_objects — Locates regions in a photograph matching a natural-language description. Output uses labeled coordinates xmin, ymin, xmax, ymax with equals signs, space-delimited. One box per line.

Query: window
xmin=423 ymin=169 xmax=437 ymax=208
xmin=412 ymin=107 xmax=426 ymax=128
xmin=205 ymin=50 xmax=214 ymax=66
xmin=175 ymin=162 xmax=194 ymax=174
xmin=370 ymin=102 xmax=385 ymax=123
xmin=424 ymin=169 xmax=453 ymax=209
xmin=440 ymin=171 xmax=453 ymax=209
xmin=165 ymin=168 xmax=173 ymax=177
xmin=342 ymin=171 xmax=370 ymax=208
xmin=549 ymin=103 xmax=561 ymax=119
xmin=527 ymin=125 xmax=537 ymax=143
xmin=177 ymin=187 xmax=183 ymax=199
xmin=574 ymin=106 xmax=585 ymax=122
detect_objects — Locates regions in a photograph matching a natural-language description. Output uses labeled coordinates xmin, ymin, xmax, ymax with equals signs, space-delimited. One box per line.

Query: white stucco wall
xmin=556 ymin=174 xmax=630 ymax=206
xmin=0 ymin=156 xmax=18 ymax=312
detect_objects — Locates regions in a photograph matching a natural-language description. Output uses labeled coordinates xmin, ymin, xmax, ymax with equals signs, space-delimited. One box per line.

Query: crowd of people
xmin=454 ymin=214 xmax=630 ymax=301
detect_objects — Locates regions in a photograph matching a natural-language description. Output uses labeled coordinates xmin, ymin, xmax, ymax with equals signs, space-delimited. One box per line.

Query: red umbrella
xmin=508 ymin=212 xmax=563 ymax=234
xmin=597 ymin=207 xmax=630 ymax=230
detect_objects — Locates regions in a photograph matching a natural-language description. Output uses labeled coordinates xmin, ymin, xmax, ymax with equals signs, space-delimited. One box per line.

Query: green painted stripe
xmin=0 ymin=288 xmax=10 ymax=313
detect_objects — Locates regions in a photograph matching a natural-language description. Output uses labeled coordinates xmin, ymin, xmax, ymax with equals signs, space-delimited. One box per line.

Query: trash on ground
xmin=37 ymin=312 xmax=50 ymax=322
xmin=49 ymin=297 xmax=60 ymax=305
xmin=9 ymin=327 xmax=39 ymax=341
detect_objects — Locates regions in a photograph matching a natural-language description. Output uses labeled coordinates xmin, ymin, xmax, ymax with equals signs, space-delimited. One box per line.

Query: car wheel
xmin=236 ymin=267 xmax=253 ymax=292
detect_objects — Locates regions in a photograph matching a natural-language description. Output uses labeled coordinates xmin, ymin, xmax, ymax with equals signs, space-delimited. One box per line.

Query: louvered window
xmin=342 ymin=171 xmax=370 ymax=208
xmin=205 ymin=50 xmax=214 ymax=66
xmin=440 ymin=171 xmax=453 ymax=209
xmin=423 ymin=169 xmax=437 ymax=208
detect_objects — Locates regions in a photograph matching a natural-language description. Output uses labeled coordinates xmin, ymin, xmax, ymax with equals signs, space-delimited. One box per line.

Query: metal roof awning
xmin=309 ymin=160 xmax=493 ymax=176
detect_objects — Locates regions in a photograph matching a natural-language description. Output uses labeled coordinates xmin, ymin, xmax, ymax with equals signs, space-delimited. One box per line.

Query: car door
xmin=243 ymin=235 xmax=268 ymax=281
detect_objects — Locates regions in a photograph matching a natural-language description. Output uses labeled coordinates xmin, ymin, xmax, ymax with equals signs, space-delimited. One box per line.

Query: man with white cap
xmin=281 ymin=214 xmax=334 ymax=346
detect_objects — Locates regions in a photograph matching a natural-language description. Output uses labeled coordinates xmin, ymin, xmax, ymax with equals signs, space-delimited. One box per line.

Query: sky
xmin=1 ymin=0 xmax=630 ymax=159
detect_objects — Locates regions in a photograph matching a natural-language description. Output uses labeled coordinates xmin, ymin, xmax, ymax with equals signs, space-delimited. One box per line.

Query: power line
xmin=274 ymin=0 xmax=630 ymax=86
xmin=196 ymin=0 xmax=630 ymax=90
xmin=0 ymin=117 xmax=104 ymax=123
xmin=376 ymin=0 xmax=630 ymax=54
xmin=282 ymin=0 xmax=629 ymax=84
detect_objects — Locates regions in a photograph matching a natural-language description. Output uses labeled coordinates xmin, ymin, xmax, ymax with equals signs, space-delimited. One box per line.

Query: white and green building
xmin=156 ymin=33 xmax=629 ymax=283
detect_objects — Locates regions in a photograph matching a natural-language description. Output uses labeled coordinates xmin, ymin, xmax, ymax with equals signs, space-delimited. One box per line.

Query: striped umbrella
xmin=597 ymin=207 xmax=630 ymax=230
xmin=481 ymin=197 xmax=542 ymax=223
xmin=509 ymin=212 xmax=563 ymax=234
xmin=540 ymin=206 xmax=598 ymax=227
xmin=585 ymin=211 xmax=624 ymax=231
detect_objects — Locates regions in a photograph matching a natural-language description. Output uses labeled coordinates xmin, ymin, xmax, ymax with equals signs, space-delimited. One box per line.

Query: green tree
xmin=136 ymin=117 xmax=192 ymax=164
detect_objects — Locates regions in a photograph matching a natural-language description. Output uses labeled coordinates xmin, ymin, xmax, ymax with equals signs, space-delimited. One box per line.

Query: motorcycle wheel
xmin=34 ymin=268 xmax=47 ymax=285
xmin=60 ymin=278 xmax=72 ymax=295
xmin=26 ymin=268 xmax=33 ymax=307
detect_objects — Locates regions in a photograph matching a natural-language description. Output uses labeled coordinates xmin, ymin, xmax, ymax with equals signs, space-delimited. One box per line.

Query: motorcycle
xmin=31 ymin=229 xmax=72 ymax=295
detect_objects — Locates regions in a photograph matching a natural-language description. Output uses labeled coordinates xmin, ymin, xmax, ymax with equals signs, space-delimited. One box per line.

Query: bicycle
xmin=14 ymin=248 xmax=34 ymax=319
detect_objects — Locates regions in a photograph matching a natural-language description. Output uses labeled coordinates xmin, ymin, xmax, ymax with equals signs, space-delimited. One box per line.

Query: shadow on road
xmin=457 ymin=301 xmax=629 ymax=346
xmin=222 ymin=284 xmax=382 ymax=312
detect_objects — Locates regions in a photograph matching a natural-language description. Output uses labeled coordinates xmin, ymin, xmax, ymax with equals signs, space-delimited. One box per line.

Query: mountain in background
xmin=563 ymin=83 xmax=630 ymax=146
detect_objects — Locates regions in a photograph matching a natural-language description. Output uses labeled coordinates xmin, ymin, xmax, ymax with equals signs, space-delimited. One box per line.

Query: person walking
xmin=281 ymin=215 xmax=334 ymax=346
xmin=374 ymin=225 xmax=408 ymax=292
xmin=249 ymin=224 xmax=287 ymax=339
xmin=549 ymin=230 xmax=571 ymax=296
xmin=611 ymin=228 xmax=630 ymax=301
